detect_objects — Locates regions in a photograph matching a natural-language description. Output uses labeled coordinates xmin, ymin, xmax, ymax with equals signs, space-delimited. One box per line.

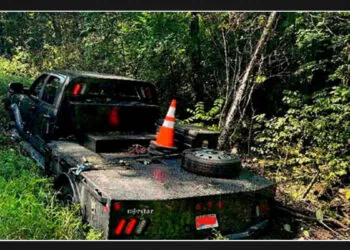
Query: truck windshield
xmin=68 ymin=77 xmax=157 ymax=104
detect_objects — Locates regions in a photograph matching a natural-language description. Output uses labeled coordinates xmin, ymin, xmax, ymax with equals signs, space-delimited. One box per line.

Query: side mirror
xmin=8 ymin=82 xmax=24 ymax=94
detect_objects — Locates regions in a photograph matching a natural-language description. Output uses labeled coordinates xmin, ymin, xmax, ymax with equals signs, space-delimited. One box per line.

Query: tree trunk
xmin=218 ymin=12 xmax=278 ymax=150
xmin=219 ymin=27 xmax=232 ymax=128
xmin=189 ymin=12 xmax=204 ymax=103
xmin=48 ymin=13 xmax=62 ymax=45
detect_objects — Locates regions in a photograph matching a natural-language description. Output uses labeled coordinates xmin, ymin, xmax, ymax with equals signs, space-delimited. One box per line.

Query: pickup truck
xmin=4 ymin=70 xmax=275 ymax=240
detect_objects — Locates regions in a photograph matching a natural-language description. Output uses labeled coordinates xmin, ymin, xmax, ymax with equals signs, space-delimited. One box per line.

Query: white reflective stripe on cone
xmin=162 ymin=120 xmax=175 ymax=128
xmin=166 ymin=107 xmax=176 ymax=117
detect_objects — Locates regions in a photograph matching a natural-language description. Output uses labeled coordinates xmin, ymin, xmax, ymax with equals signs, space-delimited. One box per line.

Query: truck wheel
xmin=181 ymin=148 xmax=241 ymax=178
xmin=56 ymin=184 xmax=74 ymax=205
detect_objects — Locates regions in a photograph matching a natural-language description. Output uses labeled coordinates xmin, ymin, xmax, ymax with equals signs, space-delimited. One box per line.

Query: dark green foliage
xmin=254 ymin=86 xmax=350 ymax=182
xmin=253 ymin=86 xmax=350 ymax=222
xmin=182 ymin=99 xmax=224 ymax=130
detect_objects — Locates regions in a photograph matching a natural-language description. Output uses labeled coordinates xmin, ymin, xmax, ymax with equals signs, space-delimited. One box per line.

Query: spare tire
xmin=181 ymin=148 xmax=241 ymax=178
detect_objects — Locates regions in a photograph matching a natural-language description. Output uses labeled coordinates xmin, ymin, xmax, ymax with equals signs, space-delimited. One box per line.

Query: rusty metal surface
xmin=48 ymin=141 xmax=106 ymax=167
xmin=48 ymin=140 xmax=273 ymax=201
xmin=82 ymin=163 xmax=273 ymax=200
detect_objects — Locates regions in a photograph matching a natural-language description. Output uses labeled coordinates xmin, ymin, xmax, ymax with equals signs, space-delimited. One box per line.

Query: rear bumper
xmin=222 ymin=219 xmax=269 ymax=240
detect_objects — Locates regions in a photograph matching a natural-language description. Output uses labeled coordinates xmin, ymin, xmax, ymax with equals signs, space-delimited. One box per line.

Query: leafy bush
xmin=253 ymin=85 xmax=350 ymax=205
xmin=38 ymin=43 xmax=83 ymax=71
xmin=295 ymin=13 xmax=350 ymax=85
xmin=182 ymin=99 xmax=224 ymax=130
xmin=0 ymin=52 xmax=39 ymax=78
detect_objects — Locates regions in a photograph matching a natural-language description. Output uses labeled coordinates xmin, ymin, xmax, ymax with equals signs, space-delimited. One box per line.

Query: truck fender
xmin=54 ymin=173 xmax=80 ymax=204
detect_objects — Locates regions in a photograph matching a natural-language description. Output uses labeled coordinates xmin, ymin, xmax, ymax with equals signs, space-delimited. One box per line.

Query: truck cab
xmin=8 ymin=71 xmax=159 ymax=149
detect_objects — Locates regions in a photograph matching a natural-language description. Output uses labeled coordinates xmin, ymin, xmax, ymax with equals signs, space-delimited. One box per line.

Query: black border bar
xmin=0 ymin=241 xmax=349 ymax=250
xmin=1 ymin=0 xmax=350 ymax=11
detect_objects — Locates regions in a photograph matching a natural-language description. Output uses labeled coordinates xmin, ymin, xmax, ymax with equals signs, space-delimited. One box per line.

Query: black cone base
xmin=148 ymin=140 xmax=178 ymax=156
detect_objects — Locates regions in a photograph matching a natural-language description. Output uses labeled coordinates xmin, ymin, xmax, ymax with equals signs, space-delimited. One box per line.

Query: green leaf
xmin=316 ymin=209 xmax=324 ymax=222
xmin=302 ymin=230 xmax=310 ymax=238
xmin=255 ymin=75 xmax=266 ymax=84
xmin=346 ymin=191 xmax=350 ymax=200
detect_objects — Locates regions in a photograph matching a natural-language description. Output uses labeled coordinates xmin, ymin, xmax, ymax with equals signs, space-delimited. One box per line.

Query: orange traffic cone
xmin=152 ymin=99 xmax=177 ymax=149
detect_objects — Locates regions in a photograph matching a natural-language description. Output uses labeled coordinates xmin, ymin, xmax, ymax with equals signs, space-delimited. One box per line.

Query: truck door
xmin=18 ymin=74 xmax=49 ymax=132
xmin=31 ymin=74 xmax=65 ymax=143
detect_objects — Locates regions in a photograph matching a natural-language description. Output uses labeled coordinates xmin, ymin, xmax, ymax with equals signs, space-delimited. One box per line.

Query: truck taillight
xmin=217 ymin=201 xmax=224 ymax=208
xmin=109 ymin=107 xmax=120 ymax=127
xmin=125 ymin=218 xmax=137 ymax=235
xmin=195 ymin=203 xmax=202 ymax=211
xmin=115 ymin=219 xmax=127 ymax=235
xmin=256 ymin=203 xmax=269 ymax=217
xmin=115 ymin=218 xmax=146 ymax=236
xmin=72 ymin=83 xmax=82 ymax=96
xmin=145 ymin=87 xmax=152 ymax=98
xmin=104 ymin=205 xmax=109 ymax=212
xmin=114 ymin=202 xmax=122 ymax=211
xmin=196 ymin=201 xmax=224 ymax=210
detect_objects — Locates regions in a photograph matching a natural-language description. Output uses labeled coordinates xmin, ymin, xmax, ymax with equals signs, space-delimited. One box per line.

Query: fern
xmin=182 ymin=99 xmax=224 ymax=129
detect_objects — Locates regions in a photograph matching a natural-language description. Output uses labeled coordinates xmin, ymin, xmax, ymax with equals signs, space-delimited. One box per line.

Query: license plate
xmin=195 ymin=214 xmax=218 ymax=230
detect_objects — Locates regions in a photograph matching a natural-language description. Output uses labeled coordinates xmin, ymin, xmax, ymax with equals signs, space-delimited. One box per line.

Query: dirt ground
xmin=261 ymin=209 xmax=338 ymax=240
xmin=241 ymin=161 xmax=350 ymax=240
xmin=259 ymin=196 xmax=349 ymax=240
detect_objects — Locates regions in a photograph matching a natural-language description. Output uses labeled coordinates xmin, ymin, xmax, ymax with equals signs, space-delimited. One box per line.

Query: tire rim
xmin=192 ymin=149 xmax=239 ymax=161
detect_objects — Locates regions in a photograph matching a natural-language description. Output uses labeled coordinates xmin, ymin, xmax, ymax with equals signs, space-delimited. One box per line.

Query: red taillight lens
xmin=125 ymin=218 xmax=137 ymax=235
xmin=259 ymin=203 xmax=269 ymax=213
xmin=217 ymin=201 xmax=224 ymax=208
xmin=207 ymin=202 xmax=214 ymax=209
xmin=145 ymin=87 xmax=152 ymax=98
xmin=103 ymin=205 xmax=109 ymax=212
xmin=109 ymin=107 xmax=120 ymax=127
xmin=256 ymin=203 xmax=270 ymax=216
xmin=72 ymin=83 xmax=82 ymax=96
xmin=195 ymin=203 xmax=202 ymax=211
xmin=115 ymin=219 xmax=127 ymax=235
xmin=114 ymin=203 xmax=122 ymax=211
